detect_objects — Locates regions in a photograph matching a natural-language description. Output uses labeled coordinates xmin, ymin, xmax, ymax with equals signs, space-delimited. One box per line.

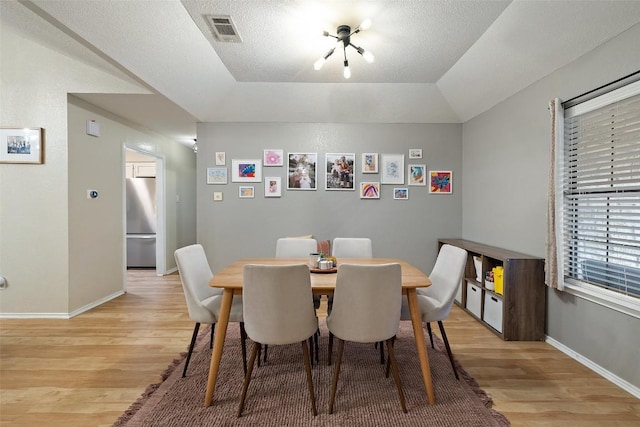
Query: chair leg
xmin=301 ymin=340 xmax=318 ymax=416
xmin=263 ymin=344 xmax=268 ymax=363
xmin=240 ymin=322 xmax=248 ymax=375
xmin=385 ymin=336 xmax=396 ymax=378
xmin=237 ymin=342 xmax=260 ymax=417
xmin=308 ymin=336 xmax=314 ymax=366
xmin=426 ymin=322 xmax=435 ymax=349
xmin=210 ymin=323 xmax=215 ymax=349
xmin=379 ymin=340 xmax=385 ymax=364
xmin=182 ymin=322 xmax=200 ymax=378
xmin=328 ymin=332 xmax=334 ymax=366
xmin=314 ymin=329 xmax=319 ymax=364
xmin=437 ymin=320 xmax=459 ymax=380
xmin=328 ymin=339 xmax=345 ymax=414
xmin=386 ymin=338 xmax=408 ymax=413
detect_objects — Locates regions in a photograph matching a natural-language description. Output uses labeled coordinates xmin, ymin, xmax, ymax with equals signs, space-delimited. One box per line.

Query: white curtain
xmin=546 ymin=99 xmax=564 ymax=290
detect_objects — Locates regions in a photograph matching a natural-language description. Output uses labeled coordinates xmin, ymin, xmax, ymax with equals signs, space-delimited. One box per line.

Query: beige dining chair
xmin=399 ymin=244 xmax=468 ymax=379
xmin=330 ymin=237 xmax=383 ymax=363
xmin=326 ymin=263 xmax=407 ymax=414
xmin=238 ymin=264 xmax=319 ymax=417
xmin=275 ymin=237 xmax=320 ymax=364
xmin=332 ymin=237 xmax=373 ymax=259
xmin=174 ymin=244 xmax=247 ymax=377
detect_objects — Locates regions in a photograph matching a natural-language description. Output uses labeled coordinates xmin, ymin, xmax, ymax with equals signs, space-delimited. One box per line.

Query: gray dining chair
xmin=238 ymin=264 xmax=319 ymax=417
xmin=399 ymin=244 xmax=468 ymax=379
xmin=174 ymin=244 xmax=247 ymax=377
xmin=326 ymin=263 xmax=407 ymax=414
xmin=275 ymin=237 xmax=320 ymax=363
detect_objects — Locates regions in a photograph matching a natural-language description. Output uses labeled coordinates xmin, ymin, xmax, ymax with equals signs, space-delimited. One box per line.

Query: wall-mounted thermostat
xmin=213 ymin=192 xmax=223 ymax=201
xmin=86 ymin=120 xmax=100 ymax=137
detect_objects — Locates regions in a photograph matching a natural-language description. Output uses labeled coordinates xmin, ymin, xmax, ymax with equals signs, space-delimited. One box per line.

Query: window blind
xmin=562 ymin=92 xmax=640 ymax=298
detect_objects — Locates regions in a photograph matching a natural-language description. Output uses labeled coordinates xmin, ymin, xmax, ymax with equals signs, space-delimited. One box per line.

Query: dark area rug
xmin=113 ymin=321 xmax=510 ymax=426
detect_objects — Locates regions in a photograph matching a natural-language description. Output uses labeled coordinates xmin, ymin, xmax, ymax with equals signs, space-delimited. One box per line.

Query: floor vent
xmin=205 ymin=15 xmax=242 ymax=43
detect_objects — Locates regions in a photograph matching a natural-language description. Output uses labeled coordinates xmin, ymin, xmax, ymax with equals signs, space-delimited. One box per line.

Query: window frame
xmin=559 ymin=80 xmax=640 ymax=319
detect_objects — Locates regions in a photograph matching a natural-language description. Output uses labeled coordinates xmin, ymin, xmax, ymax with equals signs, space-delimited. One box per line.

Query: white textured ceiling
xmin=4 ymin=1 xmax=640 ymax=146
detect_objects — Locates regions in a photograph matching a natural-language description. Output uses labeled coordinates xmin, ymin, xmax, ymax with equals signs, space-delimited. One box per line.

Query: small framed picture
xmin=326 ymin=153 xmax=355 ymax=190
xmin=409 ymin=148 xmax=423 ymax=159
xmin=215 ymin=152 xmax=226 ymax=166
xmin=231 ymin=159 xmax=262 ymax=182
xmin=0 ymin=127 xmax=44 ymax=164
xmin=380 ymin=154 xmax=404 ymax=184
xmin=393 ymin=188 xmax=409 ymax=200
xmin=429 ymin=170 xmax=453 ymax=194
xmin=264 ymin=176 xmax=282 ymax=197
xmin=360 ymin=182 xmax=380 ymax=199
xmin=206 ymin=167 xmax=228 ymax=184
xmin=361 ymin=152 xmax=378 ymax=173
xmin=239 ymin=186 xmax=255 ymax=198
xmin=408 ymin=164 xmax=427 ymax=186
xmin=263 ymin=149 xmax=284 ymax=166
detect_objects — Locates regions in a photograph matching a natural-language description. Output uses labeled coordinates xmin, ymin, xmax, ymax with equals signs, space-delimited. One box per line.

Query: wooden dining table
xmin=204 ymin=258 xmax=436 ymax=406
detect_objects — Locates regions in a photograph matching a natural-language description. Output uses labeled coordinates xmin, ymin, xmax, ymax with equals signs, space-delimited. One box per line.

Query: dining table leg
xmin=204 ymin=288 xmax=233 ymax=406
xmin=406 ymin=288 xmax=436 ymax=405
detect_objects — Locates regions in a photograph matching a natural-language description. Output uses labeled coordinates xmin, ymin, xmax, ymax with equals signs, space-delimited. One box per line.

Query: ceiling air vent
xmin=205 ymin=15 xmax=242 ymax=43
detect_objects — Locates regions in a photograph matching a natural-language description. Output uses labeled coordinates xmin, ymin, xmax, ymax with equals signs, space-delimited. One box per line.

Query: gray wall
xmin=196 ymin=122 xmax=462 ymax=275
xmin=462 ymin=23 xmax=640 ymax=387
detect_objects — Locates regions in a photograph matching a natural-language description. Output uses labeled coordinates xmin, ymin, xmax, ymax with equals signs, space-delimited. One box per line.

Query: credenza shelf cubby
xmin=439 ymin=238 xmax=546 ymax=341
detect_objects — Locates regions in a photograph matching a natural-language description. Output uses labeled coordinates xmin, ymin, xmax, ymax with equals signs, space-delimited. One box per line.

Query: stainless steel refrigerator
xmin=126 ymin=177 xmax=157 ymax=268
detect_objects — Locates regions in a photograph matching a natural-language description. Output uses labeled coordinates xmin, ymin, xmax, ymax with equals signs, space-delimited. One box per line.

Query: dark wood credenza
xmin=439 ymin=239 xmax=546 ymax=341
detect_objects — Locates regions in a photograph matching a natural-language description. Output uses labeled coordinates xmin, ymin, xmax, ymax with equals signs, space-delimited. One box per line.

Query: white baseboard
xmin=0 ymin=312 xmax=70 ymax=319
xmin=545 ymin=335 xmax=640 ymax=399
xmin=69 ymin=290 xmax=125 ymax=318
xmin=1 ymin=290 xmax=125 ymax=319
xmin=160 ymin=267 xmax=177 ymax=276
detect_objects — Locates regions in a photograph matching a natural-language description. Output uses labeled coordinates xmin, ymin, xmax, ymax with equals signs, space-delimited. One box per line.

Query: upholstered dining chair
xmin=332 ymin=237 xmax=373 ymax=259
xmin=275 ymin=237 xmax=318 ymax=258
xmin=330 ymin=237 xmax=383 ymax=363
xmin=275 ymin=237 xmax=320 ymax=363
xmin=326 ymin=263 xmax=407 ymax=414
xmin=238 ymin=264 xmax=319 ymax=417
xmin=174 ymin=244 xmax=247 ymax=378
xmin=399 ymin=244 xmax=468 ymax=379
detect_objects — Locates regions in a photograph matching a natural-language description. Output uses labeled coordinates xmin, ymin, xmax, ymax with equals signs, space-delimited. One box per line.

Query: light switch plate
xmin=86 ymin=120 xmax=100 ymax=137
xmin=213 ymin=192 xmax=223 ymax=201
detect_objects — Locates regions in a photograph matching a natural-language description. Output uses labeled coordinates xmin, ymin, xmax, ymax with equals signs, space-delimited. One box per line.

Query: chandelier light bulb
xmin=360 ymin=18 xmax=372 ymax=30
xmin=362 ymin=50 xmax=375 ymax=64
xmin=314 ymin=58 xmax=326 ymax=70
xmin=343 ymin=60 xmax=351 ymax=79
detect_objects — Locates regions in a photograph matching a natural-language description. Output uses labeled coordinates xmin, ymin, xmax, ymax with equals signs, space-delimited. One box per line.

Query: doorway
xmin=124 ymin=146 xmax=166 ymax=277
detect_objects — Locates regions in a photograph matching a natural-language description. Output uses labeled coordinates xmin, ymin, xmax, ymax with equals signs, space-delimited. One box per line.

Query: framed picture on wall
xmin=380 ymin=154 xmax=404 ymax=184
xmin=264 ymin=176 xmax=282 ymax=197
xmin=408 ymin=164 xmax=426 ymax=186
xmin=206 ymin=167 xmax=228 ymax=184
xmin=263 ymin=149 xmax=284 ymax=166
xmin=215 ymin=152 xmax=226 ymax=165
xmin=325 ymin=153 xmax=355 ymax=190
xmin=429 ymin=170 xmax=453 ymax=194
xmin=0 ymin=127 xmax=44 ymax=164
xmin=287 ymin=152 xmax=317 ymax=190
xmin=360 ymin=182 xmax=380 ymax=199
xmin=393 ymin=188 xmax=409 ymax=200
xmin=361 ymin=152 xmax=378 ymax=173
xmin=231 ymin=159 xmax=262 ymax=182
xmin=409 ymin=148 xmax=423 ymax=159
xmin=239 ymin=186 xmax=255 ymax=198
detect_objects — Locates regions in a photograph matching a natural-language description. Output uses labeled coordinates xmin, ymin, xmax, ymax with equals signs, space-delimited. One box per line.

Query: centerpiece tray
xmin=310 ymin=267 xmax=337 ymax=274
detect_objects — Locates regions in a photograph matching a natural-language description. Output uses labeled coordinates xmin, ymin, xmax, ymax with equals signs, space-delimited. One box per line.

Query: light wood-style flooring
xmin=1 ymin=270 xmax=638 ymax=427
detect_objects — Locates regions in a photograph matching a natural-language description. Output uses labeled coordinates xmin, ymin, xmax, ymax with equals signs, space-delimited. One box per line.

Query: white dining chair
xmin=275 ymin=238 xmax=318 ymax=258
xmin=275 ymin=237 xmax=320 ymax=363
xmin=238 ymin=264 xmax=319 ymax=417
xmin=399 ymin=244 xmax=468 ymax=379
xmin=174 ymin=244 xmax=247 ymax=377
xmin=332 ymin=237 xmax=373 ymax=259
xmin=326 ymin=263 xmax=407 ymax=414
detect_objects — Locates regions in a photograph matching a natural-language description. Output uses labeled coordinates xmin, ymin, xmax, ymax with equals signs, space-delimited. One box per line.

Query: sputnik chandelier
xmin=314 ymin=18 xmax=374 ymax=79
